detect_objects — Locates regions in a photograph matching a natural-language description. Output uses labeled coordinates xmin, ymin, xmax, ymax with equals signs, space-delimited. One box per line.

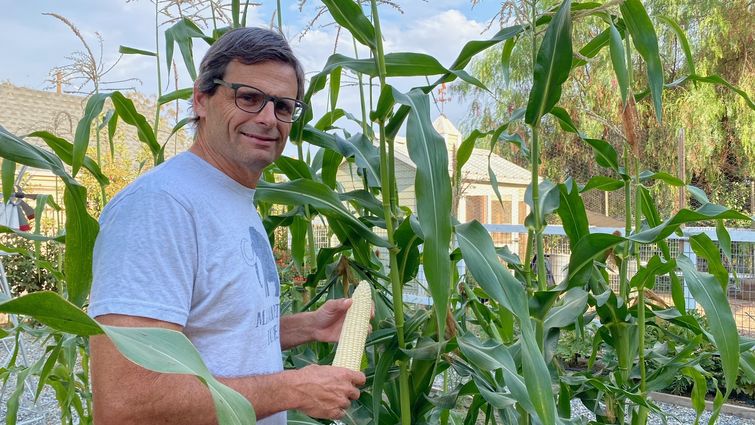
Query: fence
xmin=309 ymin=223 xmax=755 ymax=336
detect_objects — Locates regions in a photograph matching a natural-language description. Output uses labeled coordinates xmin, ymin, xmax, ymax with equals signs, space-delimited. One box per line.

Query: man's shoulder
xmin=105 ymin=153 xmax=203 ymax=211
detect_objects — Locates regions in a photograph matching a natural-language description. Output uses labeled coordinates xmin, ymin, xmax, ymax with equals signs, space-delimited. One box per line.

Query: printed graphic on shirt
xmin=240 ymin=226 xmax=281 ymax=297
xmin=241 ymin=226 xmax=281 ymax=347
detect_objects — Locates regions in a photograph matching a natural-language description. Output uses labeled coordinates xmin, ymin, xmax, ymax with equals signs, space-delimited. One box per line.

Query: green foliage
xmin=0 ymin=236 xmax=62 ymax=296
xmin=0 ymin=1 xmax=753 ymax=424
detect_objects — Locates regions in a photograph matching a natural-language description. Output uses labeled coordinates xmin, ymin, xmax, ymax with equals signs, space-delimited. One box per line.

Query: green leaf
xmin=629 ymin=255 xmax=675 ymax=290
xmin=456 ymin=221 xmax=526 ymax=319
xmin=639 ymin=170 xmax=684 ymax=186
xmin=525 ymin=0 xmax=573 ymax=126
xmin=111 ymin=92 xmax=162 ymax=160
xmin=690 ymin=233 xmax=729 ymax=291
xmin=716 ymin=220 xmax=732 ymax=261
xmin=64 ymin=184 xmax=99 ymax=307
xmin=550 ymin=106 xmax=584 ymax=138
xmin=567 ymin=233 xmax=624 ymax=286
xmin=583 ymin=138 xmax=620 ymax=173
xmin=524 ymin=180 xmax=560 ymax=231
xmin=341 ymin=133 xmax=381 ymax=187
xmin=2 ymin=159 xmax=15 ymax=202
xmin=274 ymin=156 xmax=313 ymax=181
xmin=687 ymin=185 xmax=710 ymax=204
xmin=164 ymin=18 xmax=211 ymax=80
xmin=329 ymin=66 xmax=341 ymax=112
xmin=28 ymin=131 xmax=110 ymax=187
xmin=608 ymin=20 xmax=629 ymax=105
xmin=73 ymin=92 xmax=110 ymax=176
xmin=558 ymin=179 xmax=590 ymax=250
xmin=392 ymin=88 xmax=453 ymax=341
xmin=656 ymin=15 xmax=695 ymax=76
xmin=119 ymin=45 xmax=157 ymax=56
xmin=543 ymin=288 xmax=588 ymax=330
xmin=287 ymin=411 xmax=321 ymax=424
xmin=0 ymin=292 xmax=102 ymax=335
xmin=678 ymin=256 xmax=739 ymax=395
xmin=321 ymin=0 xmax=375 ymax=49
xmin=581 ymin=176 xmax=625 ymax=192
xmin=394 ymin=216 xmax=422 ymax=284
xmin=457 ymin=333 xmax=536 ymax=416
xmin=620 ymin=0 xmax=664 ymax=122
xmin=254 ymin=179 xmax=389 ymax=248
xmin=630 ymin=204 xmax=750 ymax=244
xmin=501 ymin=37 xmax=516 ymax=88
xmin=686 ymin=367 xmax=707 ymax=422
xmin=0 ymin=126 xmax=76 ymax=187
xmin=449 ymin=25 xmax=524 ymax=71
xmin=158 ymin=88 xmax=193 ymax=105
xmin=103 ymin=326 xmax=255 ymax=424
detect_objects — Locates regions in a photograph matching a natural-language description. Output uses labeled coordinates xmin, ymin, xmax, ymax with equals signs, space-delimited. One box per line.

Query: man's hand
xmin=311 ymin=299 xmax=352 ymax=343
xmin=290 ymin=364 xmax=366 ymax=419
xmin=280 ymin=297 xmax=373 ymax=349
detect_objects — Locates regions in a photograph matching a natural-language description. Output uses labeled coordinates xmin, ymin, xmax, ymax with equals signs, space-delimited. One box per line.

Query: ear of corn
xmin=332 ymin=281 xmax=372 ymax=371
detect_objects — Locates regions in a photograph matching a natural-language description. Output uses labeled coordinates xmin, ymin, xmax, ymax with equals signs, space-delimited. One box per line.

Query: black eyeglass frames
xmin=213 ymin=79 xmax=306 ymax=123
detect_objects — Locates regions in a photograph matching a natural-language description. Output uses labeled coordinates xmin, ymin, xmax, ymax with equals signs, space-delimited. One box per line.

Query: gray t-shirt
xmin=89 ymin=151 xmax=285 ymax=425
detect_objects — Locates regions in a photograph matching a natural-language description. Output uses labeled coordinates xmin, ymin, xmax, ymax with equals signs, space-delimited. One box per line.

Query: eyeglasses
xmin=213 ymin=79 xmax=306 ymax=123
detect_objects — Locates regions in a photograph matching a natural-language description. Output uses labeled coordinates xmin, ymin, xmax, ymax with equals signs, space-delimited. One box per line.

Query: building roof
xmin=0 ymin=82 xmax=87 ymax=141
xmin=0 ymin=82 xmax=188 ymax=155
xmin=393 ymin=115 xmax=532 ymax=185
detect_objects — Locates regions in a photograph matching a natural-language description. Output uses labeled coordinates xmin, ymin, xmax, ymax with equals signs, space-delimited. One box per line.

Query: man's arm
xmin=91 ymin=314 xmax=364 ymax=425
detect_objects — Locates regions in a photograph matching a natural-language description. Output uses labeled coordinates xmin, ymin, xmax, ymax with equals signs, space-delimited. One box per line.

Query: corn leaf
xmin=118 ymin=45 xmax=156 ymax=56
xmin=28 ymin=131 xmax=109 ymax=187
xmin=608 ymin=20 xmax=629 ymax=105
xmin=543 ymin=288 xmax=588 ymax=330
xmin=581 ymin=176 xmax=625 ymax=192
xmin=111 ymin=92 xmax=162 ymax=162
xmin=158 ymin=88 xmax=193 ymax=105
xmin=455 ymin=221 xmax=556 ymax=425
xmin=656 ymin=15 xmax=695 ymax=76
xmin=321 ymin=0 xmax=375 ymax=49
xmin=525 ymin=0 xmax=573 ymax=126
xmin=103 ymin=326 xmax=256 ymax=425
xmin=392 ymin=88 xmax=452 ymax=341
xmin=558 ymin=179 xmax=590 ymax=250
xmin=620 ymin=0 xmax=664 ymax=122
xmin=629 ymin=204 xmax=750 ymax=244
xmin=73 ymin=92 xmax=109 ymax=176
xmin=164 ymin=18 xmax=211 ymax=80
xmin=254 ymin=179 xmax=389 ymax=248
xmin=64 ymin=184 xmax=99 ymax=307
xmin=2 ymin=159 xmax=15 ymax=202
xmin=678 ymin=256 xmax=738 ymax=399
xmin=501 ymin=37 xmax=516 ymax=88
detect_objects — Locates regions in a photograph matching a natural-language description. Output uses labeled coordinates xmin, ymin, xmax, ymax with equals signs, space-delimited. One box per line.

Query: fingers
xmin=350 ymin=371 xmax=367 ymax=386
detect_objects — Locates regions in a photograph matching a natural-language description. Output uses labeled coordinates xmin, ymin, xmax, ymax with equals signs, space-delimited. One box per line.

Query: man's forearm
xmin=94 ymin=361 xmax=301 ymax=424
xmin=280 ymin=311 xmax=316 ymax=349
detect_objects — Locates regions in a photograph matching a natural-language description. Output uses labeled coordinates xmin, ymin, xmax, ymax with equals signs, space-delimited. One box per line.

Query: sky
xmin=1 ymin=1 xmax=504 ymax=152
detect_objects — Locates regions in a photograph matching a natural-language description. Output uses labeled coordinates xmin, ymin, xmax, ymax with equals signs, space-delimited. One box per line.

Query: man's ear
xmin=193 ymin=81 xmax=208 ymax=118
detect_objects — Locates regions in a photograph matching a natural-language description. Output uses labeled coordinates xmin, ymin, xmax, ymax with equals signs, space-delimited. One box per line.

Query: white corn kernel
xmin=332 ymin=281 xmax=372 ymax=371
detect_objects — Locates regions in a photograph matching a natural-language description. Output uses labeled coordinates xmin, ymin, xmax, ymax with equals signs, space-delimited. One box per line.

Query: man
xmin=88 ymin=27 xmax=365 ymax=424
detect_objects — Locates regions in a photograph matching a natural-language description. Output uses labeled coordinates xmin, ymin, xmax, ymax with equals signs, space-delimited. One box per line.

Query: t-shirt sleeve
xmin=88 ymin=187 xmax=197 ymax=326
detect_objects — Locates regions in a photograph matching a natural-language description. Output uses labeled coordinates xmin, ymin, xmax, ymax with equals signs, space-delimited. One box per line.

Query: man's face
xmin=193 ymin=60 xmax=298 ymax=186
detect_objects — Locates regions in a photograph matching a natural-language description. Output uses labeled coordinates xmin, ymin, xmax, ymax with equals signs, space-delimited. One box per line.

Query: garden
xmin=1 ymin=1 xmax=754 ymax=424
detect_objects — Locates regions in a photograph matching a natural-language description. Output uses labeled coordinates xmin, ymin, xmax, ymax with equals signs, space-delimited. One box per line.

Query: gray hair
xmin=195 ymin=27 xmax=305 ymax=100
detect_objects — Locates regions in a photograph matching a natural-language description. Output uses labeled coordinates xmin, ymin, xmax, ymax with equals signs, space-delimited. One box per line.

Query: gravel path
xmin=1 ymin=332 xmax=752 ymax=424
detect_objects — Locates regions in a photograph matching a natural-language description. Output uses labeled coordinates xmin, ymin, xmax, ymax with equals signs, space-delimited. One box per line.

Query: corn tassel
xmin=332 ymin=281 xmax=372 ymax=371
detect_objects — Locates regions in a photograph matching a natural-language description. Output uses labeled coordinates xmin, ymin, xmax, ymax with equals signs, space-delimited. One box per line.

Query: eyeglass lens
xmin=235 ymin=86 xmax=301 ymax=122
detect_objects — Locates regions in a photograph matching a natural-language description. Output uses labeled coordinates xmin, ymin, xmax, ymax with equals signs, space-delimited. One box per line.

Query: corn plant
xmin=1 ymin=1 xmax=754 ymax=425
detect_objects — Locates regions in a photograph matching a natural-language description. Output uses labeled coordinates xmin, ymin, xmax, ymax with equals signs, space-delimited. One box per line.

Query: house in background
xmin=0 ymin=82 xmax=191 ymax=231
xmin=337 ymin=115 xmax=532 ymax=255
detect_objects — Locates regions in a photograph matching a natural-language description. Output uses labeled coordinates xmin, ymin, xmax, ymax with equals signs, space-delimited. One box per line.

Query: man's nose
xmin=254 ymin=101 xmax=278 ymax=126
